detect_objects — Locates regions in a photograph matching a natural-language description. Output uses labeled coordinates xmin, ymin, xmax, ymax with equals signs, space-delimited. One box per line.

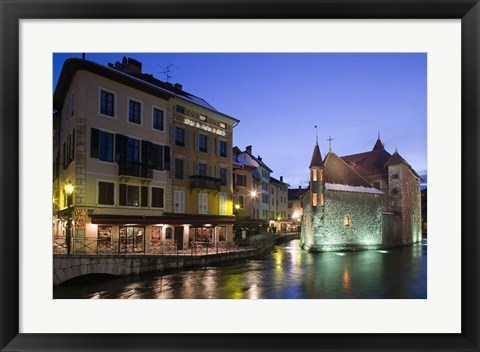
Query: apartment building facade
xmin=53 ymin=57 xmax=238 ymax=254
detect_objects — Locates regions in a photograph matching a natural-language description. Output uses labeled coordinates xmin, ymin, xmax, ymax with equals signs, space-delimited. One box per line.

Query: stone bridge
xmin=53 ymin=232 xmax=301 ymax=286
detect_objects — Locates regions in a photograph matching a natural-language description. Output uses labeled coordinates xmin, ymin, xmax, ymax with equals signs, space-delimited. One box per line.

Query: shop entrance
xmin=119 ymin=226 xmax=145 ymax=253
xmin=174 ymin=226 xmax=184 ymax=250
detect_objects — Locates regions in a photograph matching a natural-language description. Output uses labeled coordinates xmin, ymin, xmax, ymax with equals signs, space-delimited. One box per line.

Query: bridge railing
xmin=52 ymin=236 xmax=260 ymax=256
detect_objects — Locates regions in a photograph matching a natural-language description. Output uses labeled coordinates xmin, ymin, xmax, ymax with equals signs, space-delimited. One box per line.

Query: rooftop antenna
xmin=378 ymin=131 xmax=381 ymax=139
xmin=160 ymin=64 xmax=174 ymax=82
xmin=327 ymin=135 xmax=334 ymax=151
xmin=315 ymin=125 xmax=318 ymax=145
xmin=159 ymin=61 xmax=181 ymax=83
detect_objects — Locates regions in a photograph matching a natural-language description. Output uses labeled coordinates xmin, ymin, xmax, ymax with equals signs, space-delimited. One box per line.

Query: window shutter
xmin=170 ymin=124 xmax=174 ymax=144
xmin=163 ymin=146 xmax=170 ymax=171
xmin=185 ymin=160 xmax=190 ymax=178
xmin=185 ymin=129 xmax=190 ymax=147
xmin=91 ymin=128 xmax=99 ymax=158
xmin=208 ymin=135 xmax=212 ymax=153
xmin=115 ymin=134 xmax=127 ymax=162
xmin=63 ymin=142 xmax=67 ymax=168
xmin=216 ymin=138 xmax=219 ymax=156
xmin=194 ymin=131 xmax=199 ymax=151
xmin=170 ymin=158 xmax=175 ymax=179
xmin=141 ymin=186 xmax=148 ymax=207
xmin=71 ymin=129 xmax=75 ymax=162
xmin=119 ymin=184 xmax=126 ymax=206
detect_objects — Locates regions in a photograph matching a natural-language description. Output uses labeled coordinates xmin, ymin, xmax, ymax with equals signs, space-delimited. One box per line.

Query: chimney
xmin=111 ymin=57 xmax=142 ymax=75
xmin=280 ymin=176 xmax=283 ymax=182
xmin=246 ymin=145 xmax=252 ymax=154
xmin=174 ymin=83 xmax=183 ymax=90
xmin=299 ymin=185 xmax=301 ymax=190
xmin=258 ymin=155 xmax=262 ymax=162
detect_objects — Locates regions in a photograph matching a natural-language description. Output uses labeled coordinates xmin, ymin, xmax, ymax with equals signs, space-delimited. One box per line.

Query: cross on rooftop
xmin=327 ymin=135 xmax=334 ymax=151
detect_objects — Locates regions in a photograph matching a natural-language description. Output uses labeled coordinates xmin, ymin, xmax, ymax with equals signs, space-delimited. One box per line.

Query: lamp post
xmin=64 ymin=183 xmax=74 ymax=254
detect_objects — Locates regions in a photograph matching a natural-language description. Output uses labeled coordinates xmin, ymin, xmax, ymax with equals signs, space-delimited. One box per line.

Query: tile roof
xmin=341 ymin=148 xmax=392 ymax=177
xmin=324 ymin=152 xmax=374 ymax=188
xmin=288 ymin=187 xmax=308 ymax=200
xmin=309 ymin=143 xmax=323 ymax=168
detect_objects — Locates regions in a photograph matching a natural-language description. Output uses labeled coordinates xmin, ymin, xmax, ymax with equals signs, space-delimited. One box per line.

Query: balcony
xmin=190 ymin=175 xmax=221 ymax=191
xmin=118 ymin=161 xmax=153 ymax=179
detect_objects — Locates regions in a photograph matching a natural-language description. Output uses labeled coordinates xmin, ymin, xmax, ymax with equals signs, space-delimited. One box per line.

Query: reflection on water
xmin=54 ymin=239 xmax=427 ymax=299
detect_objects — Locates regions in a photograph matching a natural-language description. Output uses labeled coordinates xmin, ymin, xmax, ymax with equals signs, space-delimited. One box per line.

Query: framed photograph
xmin=1 ymin=0 xmax=479 ymax=351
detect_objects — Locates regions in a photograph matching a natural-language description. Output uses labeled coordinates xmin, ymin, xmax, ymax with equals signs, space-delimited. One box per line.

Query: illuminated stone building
xmin=301 ymin=137 xmax=422 ymax=252
xmin=53 ymin=57 xmax=238 ymax=254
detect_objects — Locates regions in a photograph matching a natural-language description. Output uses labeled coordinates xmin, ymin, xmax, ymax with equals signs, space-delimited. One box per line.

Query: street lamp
xmin=64 ymin=182 xmax=74 ymax=254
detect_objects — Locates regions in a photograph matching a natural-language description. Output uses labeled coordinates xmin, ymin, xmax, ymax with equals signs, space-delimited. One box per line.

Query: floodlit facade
xmin=53 ymin=57 xmax=238 ymax=254
xmin=301 ymin=138 xmax=422 ymax=252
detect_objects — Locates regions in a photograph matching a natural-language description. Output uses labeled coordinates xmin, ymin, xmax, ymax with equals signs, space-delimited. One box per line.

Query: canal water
xmin=53 ymin=239 xmax=427 ymax=299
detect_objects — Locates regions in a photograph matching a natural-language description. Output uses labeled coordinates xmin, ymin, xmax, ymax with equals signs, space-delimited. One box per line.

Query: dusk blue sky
xmin=53 ymin=53 xmax=427 ymax=188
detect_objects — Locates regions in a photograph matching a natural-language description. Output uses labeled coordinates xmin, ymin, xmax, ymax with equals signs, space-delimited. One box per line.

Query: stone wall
xmin=302 ymin=190 xmax=382 ymax=251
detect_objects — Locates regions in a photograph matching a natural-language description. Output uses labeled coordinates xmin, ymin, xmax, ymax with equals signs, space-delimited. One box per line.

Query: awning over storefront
xmin=90 ymin=214 xmax=236 ymax=225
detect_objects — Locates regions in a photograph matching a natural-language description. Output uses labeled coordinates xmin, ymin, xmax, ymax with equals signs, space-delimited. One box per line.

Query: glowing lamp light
xmin=234 ymin=204 xmax=240 ymax=210
xmin=64 ymin=183 xmax=74 ymax=195
xmin=250 ymin=191 xmax=258 ymax=197
xmin=277 ymin=216 xmax=281 ymax=221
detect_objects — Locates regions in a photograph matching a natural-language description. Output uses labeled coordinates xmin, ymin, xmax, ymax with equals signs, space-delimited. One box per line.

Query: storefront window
xmin=188 ymin=227 xmax=215 ymax=247
xmin=165 ymin=227 xmax=173 ymax=240
xmin=219 ymin=226 xmax=226 ymax=241
xmin=97 ymin=226 xmax=112 ymax=253
xmin=119 ymin=226 xmax=145 ymax=253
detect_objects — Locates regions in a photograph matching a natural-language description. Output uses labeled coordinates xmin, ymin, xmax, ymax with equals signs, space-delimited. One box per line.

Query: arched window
xmin=344 ymin=215 xmax=351 ymax=226
xmin=165 ymin=227 xmax=173 ymax=240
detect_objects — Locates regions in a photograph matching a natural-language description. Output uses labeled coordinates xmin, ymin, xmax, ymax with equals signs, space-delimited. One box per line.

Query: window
xmin=219 ymin=195 xmax=228 ymax=215
xmin=219 ymin=140 xmax=227 ymax=157
xmin=344 ymin=215 xmax=351 ymax=226
xmin=198 ymin=193 xmax=208 ymax=214
xmin=119 ymin=184 xmax=148 ymax=207
xmin=175 ymin=127 xmax=185 ymax=146
xmin=320 ymin=194 xmax=324 ymax=206
xmin=219 ymin=167 xmax=227 ymax=186
xmin=151 ymin=187 xmax=164 ymax=208
xmin=320 ymin=169 xmax=324 ymax=181
xmin=176 ymin=105 xmax=185 ymax=114
xmin=198 ymin=163 xmax=207 ymax=176
xmin=174 ymin=190 xmax=185 ymax=213
xmin=119 ymin=226 xmax=145 ymax=253
xmin=142 ymin=141 xmax=164 ymax=170
xmin=91 ymin=128 xmax=113 ymax=162
xmin=218 ymin=226 xmax=226 ymax=241
xmin=100 ymin=90 xmax=114 ymax=116
xmin=198 ymin=134 xmax=208 ymax=152
xmin=288 ymin=202 xmax=292 ymax=209
xmin=238 ymin=195 xmax=245 ymax=208
xmin=97 ymin=226 xmax=112 ymax=253
xmin=153 ymin=108 xmax=164 ymax=131
xmin=174 ymin=159 xmax=184 ymax=179
xmin=98 ymin=181 xmax=115 ymax=205
xmin=312 ymin=193 xmax=318 ymax=206
xmin=236 ymin=174 xmax=246 ymax=187
xmin=63 ymin=129 xmax=75 ymax=167
xmin=262 ymin=193 xmax=269 ymax=204
xmin=128 ymin=100 xmax=141 ymax=124
xmin=165 ymin=227 xmax=173 ymax=240
xmin=312 ymin=168 xmax=318 ymax=181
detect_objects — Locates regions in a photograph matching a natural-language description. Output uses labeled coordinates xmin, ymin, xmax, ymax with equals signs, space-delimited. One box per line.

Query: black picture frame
xmin=1 ymin=1 xmax=479 ymax=351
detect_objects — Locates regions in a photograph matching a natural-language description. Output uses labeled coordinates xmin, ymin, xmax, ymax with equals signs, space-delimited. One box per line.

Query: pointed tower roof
xmin=385 ymin=151 xmax=422 ymax=179
xmin=372 ymin=138 xmax=384 ymax=151
xmin=309 ymin=143 xmax=323 ymax=168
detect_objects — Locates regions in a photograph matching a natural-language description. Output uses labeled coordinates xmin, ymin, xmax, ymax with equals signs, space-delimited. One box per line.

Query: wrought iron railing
xmin=118 ymin=161 xmax=153 ymax=179
xmin=52 ymin=232 xmax=300 ymax=256
xmin=190 ymin=175 xmax=221 ymax=191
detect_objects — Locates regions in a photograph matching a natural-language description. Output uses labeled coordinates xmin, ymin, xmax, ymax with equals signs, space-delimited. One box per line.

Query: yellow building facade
xmin=53 ymin=57 xmax=238 ymax=254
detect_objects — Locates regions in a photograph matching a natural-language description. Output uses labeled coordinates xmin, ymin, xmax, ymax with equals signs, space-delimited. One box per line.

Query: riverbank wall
xmin=53 ymin=232 xmax=300 ymax=286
